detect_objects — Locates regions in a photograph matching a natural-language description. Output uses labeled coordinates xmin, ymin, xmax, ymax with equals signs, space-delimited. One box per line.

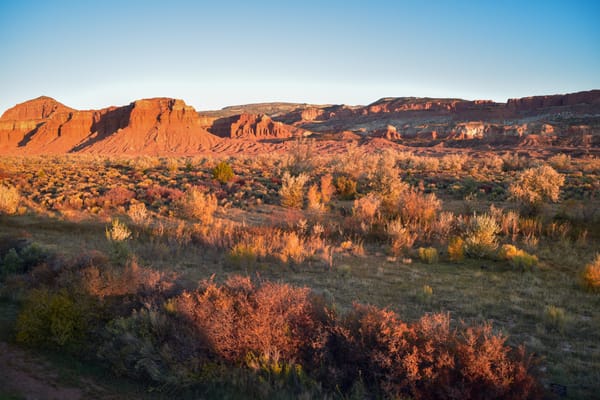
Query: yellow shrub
xmin=499 ymin=244 xmax=538 ymax=270
xmin=0 ymin=184 xmax=20 ymax=215
xmin=581 ymin=254 xmax=600 ymax=292
xmin=447 ymin=237 xmax=465 ymax=262
xmin=418 ymin=247 xmax=438 ymax=264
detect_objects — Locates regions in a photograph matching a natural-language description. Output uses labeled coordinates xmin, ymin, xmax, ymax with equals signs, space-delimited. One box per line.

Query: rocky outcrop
xmin=372 ymin=125 xmax=401 ymax=140
xmin=0 ymin=97 xmax=220 ymax=155
xmin=209 ymin=113 xmax=308 ymax=140
xmin=507 ymin=90 xmax=600 ymax=112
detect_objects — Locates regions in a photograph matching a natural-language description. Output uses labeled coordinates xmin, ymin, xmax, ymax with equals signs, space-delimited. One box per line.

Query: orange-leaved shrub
xmin=581 ymin=254 xmax=600 ymax=292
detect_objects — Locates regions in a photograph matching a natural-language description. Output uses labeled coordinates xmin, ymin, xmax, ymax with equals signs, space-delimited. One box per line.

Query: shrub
xmin=279 ymin=172 xmax=309 ymax=209
xmin=127 ymin=202 xmax=149 ymax=226
xmin=212 ymin=160 xmax=234 ymax=183
xmin=548 ymin=153 xmax=571 ymax=170
xmin=580 ymin=254 xmax=600 ymax=292
xmin=16 ymin=288 xmax=89 ymax=348
xmin=499 ymin=244 xmax=538 ymax=270
xmin=319 ymin=306 xmax=541 ymax=399
xmin=280 ymin=232 xmax=305 ymax=264
xmin=335 ymin=176 xmax=357 ymax=200
xmin=509 ymin=165 xmax=564 ymax=207
xmin=447 ymin=236 xmax=465 ymax=262
xmin=418 ymin=247 xmax=439 ymax=264
xmin=352 ymin=194 xmax=381 ymax=227
xmin=97 ymin=307 xmax=186 ymax=383
xmin=395 ymin=187 xmax=441 ymax=240
xmin=106 ymin=218 xmax=131 ymax=242
xmin=320 ymin=174 xmax=335 ymax=204
xmin=386 ymin=219 xmax=416 ymax=256
xmin=306 ymin=184 xmax=323 ymax=211
xmin=0 ymin=183 xmax=20 ymax=214
xmin=227 ymin=243 xmax=259 ymax=269
xmin=464 ymin=214 xmax=499 ymax=258
xmin=181 ymin=187 xmax=218 ymax=223
xmin=543 ymin=305 xmax=566 ymax=333
xmin=417 ymin=284 xmax=434 ymax=303
xmin=101 ymin=186 xmax=135 ymax=208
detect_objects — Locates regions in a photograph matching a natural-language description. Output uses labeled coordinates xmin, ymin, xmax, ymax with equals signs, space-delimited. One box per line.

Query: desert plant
xmin=306 ymin=184 xmax=323 ymax=211
xmin=182 ymin=187 xmax=218 ymax=223
xmin=335 ymin=176 xmax=357 ymax=200
xmin=543 ymin=305 xmax=566 ymax=333
xmin=418 ymin=247 xmax=439 ymax=264
xmin=280 ymin=232 xmax=305 ymax=264
xmin=548 ymin=153 xmax=571 ymax=170
xmin=447 ymin=236 xmax=465 ymax=262
xmin=0 ymin=183 xmax=20 ymax=214
xmin=212 ymin=160 xmax=235 ymax=183
xmin=352 ymin=194 xmax=381 ymax=226
xmin=499 ymin=244 xmax=538 ymax=270
xmin=16 ymin=288 xmax=90 ymax=349
xmin=106 ymin=218 xmax=131 ymax=242
xmin=279 ymin=172 xmax=309 ymax=209
xmin=417 ymin=284 xmax=434 ymax=303
xmin=464 ymin=214 xmax=499 ymax=258
xmin=580 ymin=254 xmax=600 ymax=292
xmin=127 ymin=202 xmax=149 ymax=226
xmin=386 ymin=219 xmax=416 ymax=256
xmin=509 ymin=165 xmax=564 ymax=208
xmin=320 ymin=174 xmax=335 ymax=204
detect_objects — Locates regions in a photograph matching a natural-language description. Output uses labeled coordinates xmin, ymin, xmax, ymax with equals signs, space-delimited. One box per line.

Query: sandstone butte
xmin=0 ymin=89 xmax=599 ymax=155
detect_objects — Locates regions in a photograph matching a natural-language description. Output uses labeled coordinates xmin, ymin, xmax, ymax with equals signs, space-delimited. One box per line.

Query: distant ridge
xmin=0 ymin=89 xmax=598 ymax=155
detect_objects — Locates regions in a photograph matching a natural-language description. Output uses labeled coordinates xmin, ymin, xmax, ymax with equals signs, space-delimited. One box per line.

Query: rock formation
xmin=372 ymin=125 xmax=401 ymax=140
xmin=209 ymin=113 xmax=308 ymax=140
xmin=0 ymin=89 xmax=598 ymax=155
xmin=0 ymin=97 xmax=220 ymax=155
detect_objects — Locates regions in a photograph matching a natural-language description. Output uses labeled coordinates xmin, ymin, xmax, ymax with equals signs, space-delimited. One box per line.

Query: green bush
xmin=1 ymin=248 xmax=24 ymax=280
xmin=212 ymin=161 xmax=235 ymax=183
xmin=16 ymin=288 xmax=89 ymax=349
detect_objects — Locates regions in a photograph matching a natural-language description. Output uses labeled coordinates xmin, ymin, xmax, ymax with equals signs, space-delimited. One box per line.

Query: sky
xmin=0 ymin=0 xmax=599 ymax=113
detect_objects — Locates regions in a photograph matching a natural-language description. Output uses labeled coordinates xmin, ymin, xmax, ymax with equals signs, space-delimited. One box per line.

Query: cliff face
xmin=1 ymin=89 xmax=598 ymax=155
xmin=209 ymin=113 xmax=308 ymax=139
xmin=284 ymin=90 xmax=600 ymax=147
xmin=506 ymin=90 xmax=600 ymax=112
xmin=0 ymin=97 xmax=220 ymax=155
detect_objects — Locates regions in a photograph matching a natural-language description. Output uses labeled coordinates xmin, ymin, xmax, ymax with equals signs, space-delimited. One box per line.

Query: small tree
xmin=212 ymin=160 xmax=234 ymax=183
xmin=509 ymin=165 xmax=564 ymax=210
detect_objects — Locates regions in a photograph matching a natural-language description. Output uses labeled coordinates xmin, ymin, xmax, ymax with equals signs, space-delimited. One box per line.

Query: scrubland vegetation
xmin=1 ymin=146 xmax=599 ymax=399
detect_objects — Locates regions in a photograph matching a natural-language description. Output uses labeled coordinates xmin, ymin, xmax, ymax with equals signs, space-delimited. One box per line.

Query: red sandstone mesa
xmin=0 ymin=89 xmax=598 ymax=155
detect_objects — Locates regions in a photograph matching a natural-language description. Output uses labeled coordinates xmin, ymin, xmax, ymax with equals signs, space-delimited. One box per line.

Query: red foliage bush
xmin=144 ymin=185 xmax=184 ymax=205
xmin=172 ymin=277 xmax=542 ymax=399
xmin=101 ymin=187 xmax=136 ymax=207
xmin=175 ymin=276 xmax=320 ymax=364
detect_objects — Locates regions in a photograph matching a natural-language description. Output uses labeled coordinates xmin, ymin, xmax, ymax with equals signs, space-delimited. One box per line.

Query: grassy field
xmin=0 ymin=149 xmax=599 ymax=399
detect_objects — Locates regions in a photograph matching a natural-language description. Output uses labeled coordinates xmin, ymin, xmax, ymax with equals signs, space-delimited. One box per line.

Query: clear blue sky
xmin=1 ymin=0 xmax=598 ymax=113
